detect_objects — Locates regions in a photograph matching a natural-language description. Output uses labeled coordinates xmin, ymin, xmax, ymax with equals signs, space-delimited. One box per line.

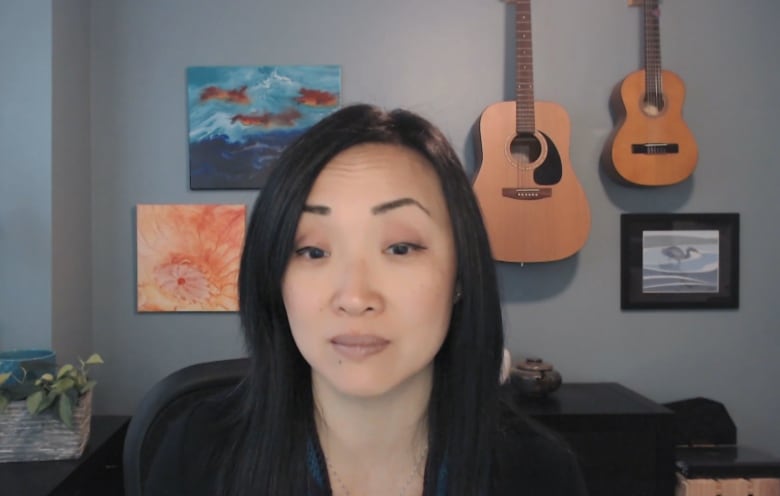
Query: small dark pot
xmin=511 ymin=357 xmax=562 ymax=398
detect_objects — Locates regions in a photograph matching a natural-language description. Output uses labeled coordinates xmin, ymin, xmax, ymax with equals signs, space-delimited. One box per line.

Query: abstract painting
xmin=136 ymin=204 xmax=246 ymax=312
xmin=187 ymin=65 xmax=341 ymax=189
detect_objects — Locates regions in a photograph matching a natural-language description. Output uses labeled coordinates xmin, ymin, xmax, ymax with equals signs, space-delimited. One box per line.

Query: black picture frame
xmin=620 ymin=213 xmax=739 ymax=309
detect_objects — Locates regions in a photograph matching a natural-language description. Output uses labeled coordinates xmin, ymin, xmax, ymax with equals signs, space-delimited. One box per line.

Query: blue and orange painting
xmin=187 ymin=65 xmax=341 ymax=189
xmin=641 ymin=230 xmax=720 ymax=294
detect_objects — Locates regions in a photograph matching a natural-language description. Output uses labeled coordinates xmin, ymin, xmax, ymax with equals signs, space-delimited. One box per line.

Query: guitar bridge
xmin=631 ymin=143 xmax=680 ymax=154
xmin=502 ymin=188 xmax=552 ymax=200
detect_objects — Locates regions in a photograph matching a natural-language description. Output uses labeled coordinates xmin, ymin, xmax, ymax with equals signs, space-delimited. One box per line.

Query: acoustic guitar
xmin=473 ymin=0 xmax=590 ymax=263
xmin=604 ymin=0 xmax=698 ymax=186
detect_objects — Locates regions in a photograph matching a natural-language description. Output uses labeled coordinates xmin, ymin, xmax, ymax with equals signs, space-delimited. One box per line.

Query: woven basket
xmin=0 ymin=390 xmax=92 ymax=463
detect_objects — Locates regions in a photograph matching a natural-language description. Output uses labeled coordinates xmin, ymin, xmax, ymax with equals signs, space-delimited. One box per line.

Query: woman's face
xmin=282 ymin=143 xmax=457 ymax=399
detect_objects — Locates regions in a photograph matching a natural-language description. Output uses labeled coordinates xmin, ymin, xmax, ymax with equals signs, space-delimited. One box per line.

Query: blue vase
xmin=0 ymin=349 xmax=57 ymax=394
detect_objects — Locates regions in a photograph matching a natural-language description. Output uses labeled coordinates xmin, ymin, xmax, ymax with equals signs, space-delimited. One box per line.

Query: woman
xmin=146 ymin=104 xmax=587 ymax=495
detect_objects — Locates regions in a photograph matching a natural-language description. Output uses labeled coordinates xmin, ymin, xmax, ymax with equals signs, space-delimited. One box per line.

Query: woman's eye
xmin=295 ymin=246 xmax=328 ymax=259
xmin=386 ymin=243 xmax=424 ymax=256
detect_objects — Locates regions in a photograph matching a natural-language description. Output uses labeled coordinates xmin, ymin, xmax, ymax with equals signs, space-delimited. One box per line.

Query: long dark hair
xmin=222 ymin=104 xmax=504 ymax=495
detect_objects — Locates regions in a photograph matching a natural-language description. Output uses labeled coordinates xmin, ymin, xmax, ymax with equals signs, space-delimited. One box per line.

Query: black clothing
xmin=145 ymin=393 xmax=588 ymax=496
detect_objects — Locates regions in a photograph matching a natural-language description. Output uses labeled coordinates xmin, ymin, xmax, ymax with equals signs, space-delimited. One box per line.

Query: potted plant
xmin=0 ymin=353 xmax=103 ymax=462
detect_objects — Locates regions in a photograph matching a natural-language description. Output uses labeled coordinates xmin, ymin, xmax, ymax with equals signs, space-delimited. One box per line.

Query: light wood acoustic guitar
xmin=473 ymin=0 xmax=590 ymax=263
xmin=604 ymin=0 xmax=698 ymax=186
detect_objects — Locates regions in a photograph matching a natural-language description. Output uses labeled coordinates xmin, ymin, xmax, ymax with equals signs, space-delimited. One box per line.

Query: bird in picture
xmin=662 ymin=245 xmax=699 ymax=265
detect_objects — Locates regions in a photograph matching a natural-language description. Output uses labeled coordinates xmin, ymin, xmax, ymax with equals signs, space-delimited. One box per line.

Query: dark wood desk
xmin=511 ymin=382 xmax=676 ymax=496
xmin=0 ymin=415 xmax=129 ymax=496
xmin=0 ymin=385 xmax=672 ymax=495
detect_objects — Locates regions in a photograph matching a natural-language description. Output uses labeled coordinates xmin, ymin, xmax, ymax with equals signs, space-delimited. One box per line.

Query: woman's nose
xmin=330 ymin=257 xmax=383 ymax=316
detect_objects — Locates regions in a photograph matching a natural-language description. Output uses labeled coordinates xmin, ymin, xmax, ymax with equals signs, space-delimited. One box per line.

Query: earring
xmin=453 ymin=287 xmax=462 ymax=303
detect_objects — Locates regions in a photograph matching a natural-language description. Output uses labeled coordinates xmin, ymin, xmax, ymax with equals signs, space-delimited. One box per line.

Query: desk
xmin=0 ymin=415 xmax=129 ymax=496
xmin=511 ymin=382 xmax=676 ymax=496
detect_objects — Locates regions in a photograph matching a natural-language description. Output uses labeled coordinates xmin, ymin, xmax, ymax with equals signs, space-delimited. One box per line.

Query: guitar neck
xmin=644 ymin=0 xmax=663 ymax=103
xmin=515 ymin=0 xmax=535 ymax=134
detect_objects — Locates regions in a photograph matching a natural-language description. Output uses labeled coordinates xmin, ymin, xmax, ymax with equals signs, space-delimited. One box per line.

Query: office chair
xmin=122 ymin=357 xmax=249 ymax=496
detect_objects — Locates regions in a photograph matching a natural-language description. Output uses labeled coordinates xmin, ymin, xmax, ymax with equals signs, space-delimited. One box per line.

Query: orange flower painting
xmin=136 ymin=204 xmax=246 ymax=312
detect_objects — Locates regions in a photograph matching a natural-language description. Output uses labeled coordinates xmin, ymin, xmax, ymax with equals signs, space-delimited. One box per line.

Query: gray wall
xmin=0 ymin=0 xmax=92 ymax=367
xmin=4 ymin=0 xmax=780 ymax=454
xmin=52 ymin=0 xmax=93 ymax=367
xmin=0 ymin=2 xmax=53 ymax=350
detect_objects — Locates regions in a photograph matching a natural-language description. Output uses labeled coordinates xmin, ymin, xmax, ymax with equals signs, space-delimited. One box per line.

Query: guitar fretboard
xmin=515 ymin=0 xmax=535 ymax=134
xmin=644 ymin=0 xmax=663 ymax=106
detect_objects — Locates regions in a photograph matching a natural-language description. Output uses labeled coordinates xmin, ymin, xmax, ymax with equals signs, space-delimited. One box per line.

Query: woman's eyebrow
xmin=371 ymin=197 xmax=431 ymax=216
xmin=302 ymin=205 xmax=330 ymax=215
xmin=303 ymin=198 xmax=431 ymax=217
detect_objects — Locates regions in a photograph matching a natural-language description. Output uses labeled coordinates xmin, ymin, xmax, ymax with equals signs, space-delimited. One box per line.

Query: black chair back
xmin=123 ymin=358 xmax=249 ymax=496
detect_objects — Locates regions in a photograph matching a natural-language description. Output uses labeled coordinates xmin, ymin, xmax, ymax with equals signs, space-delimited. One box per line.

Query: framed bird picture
xmin=620 ymin=213 xmax=739 ymax=309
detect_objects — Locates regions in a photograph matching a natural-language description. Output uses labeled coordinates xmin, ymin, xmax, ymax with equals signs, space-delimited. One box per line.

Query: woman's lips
xmin=331 ymin=334 xmax=390 ymax=360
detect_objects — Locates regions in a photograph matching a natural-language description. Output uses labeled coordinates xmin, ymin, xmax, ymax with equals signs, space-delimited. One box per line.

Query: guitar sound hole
xmin=510 ymin=133 xmax=541 ymax=167
xmin=642 ymin=94 xmax=665 ymax=116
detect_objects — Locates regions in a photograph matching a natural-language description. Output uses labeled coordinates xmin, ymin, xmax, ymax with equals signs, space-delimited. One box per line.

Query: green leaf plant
xmin=0 ymin=353 xmax=103 ymax=428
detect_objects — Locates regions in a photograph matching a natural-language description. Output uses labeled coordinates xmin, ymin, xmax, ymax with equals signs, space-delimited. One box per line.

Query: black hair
xmin=221 ymin=103 xmax=504 ymax=495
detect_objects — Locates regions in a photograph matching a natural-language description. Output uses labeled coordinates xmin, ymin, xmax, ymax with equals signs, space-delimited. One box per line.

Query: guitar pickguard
xmin=533 ymin=132 xmax=562 ymax=185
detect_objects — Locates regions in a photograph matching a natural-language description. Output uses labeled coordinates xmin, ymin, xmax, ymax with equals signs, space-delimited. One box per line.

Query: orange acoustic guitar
xmin=605 ymin=0 xmax=698 ymax=186
xmin=473 ymin=0 xmax=590 ymax=263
